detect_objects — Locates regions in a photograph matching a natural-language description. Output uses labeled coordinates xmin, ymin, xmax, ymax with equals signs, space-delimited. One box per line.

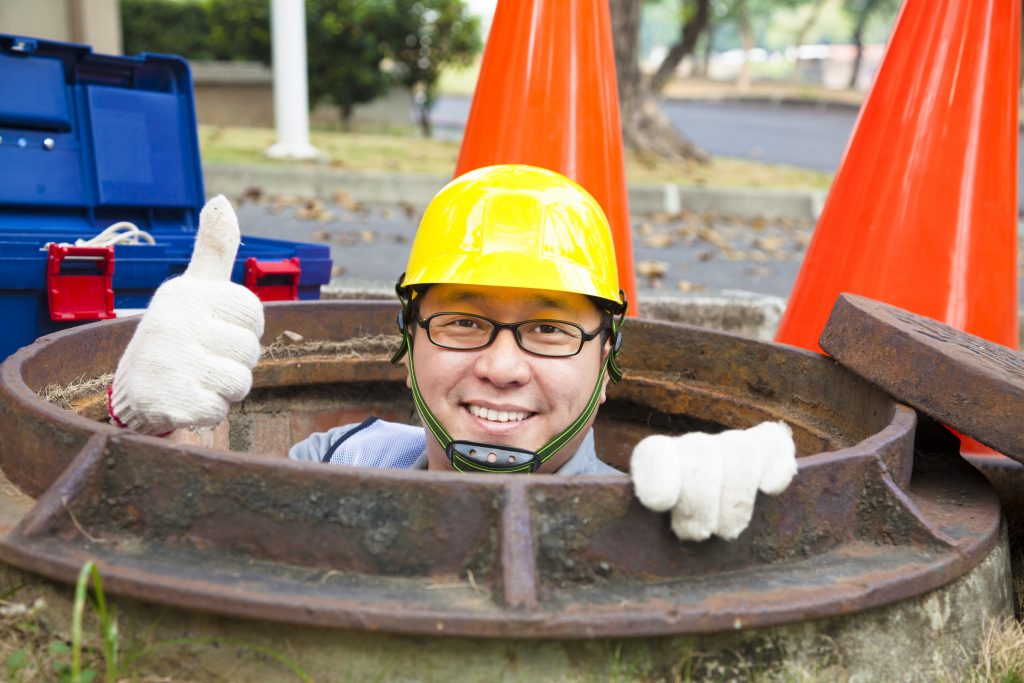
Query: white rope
xmin=72 ymin=221 xmax=156 ymax=247
xmin=45 ymin=221 xmax=156 ymax=249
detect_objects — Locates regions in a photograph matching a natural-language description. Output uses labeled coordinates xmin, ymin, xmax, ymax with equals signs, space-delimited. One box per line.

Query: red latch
xmin=46 ymin=244 xmax=116 ymax=321
xmin=245 ymin=257 xmax=301 ymax=302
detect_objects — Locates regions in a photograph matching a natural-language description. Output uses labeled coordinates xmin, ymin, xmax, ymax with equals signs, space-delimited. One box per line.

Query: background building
xmin=0 ymin=0 xmax=122 ymax=54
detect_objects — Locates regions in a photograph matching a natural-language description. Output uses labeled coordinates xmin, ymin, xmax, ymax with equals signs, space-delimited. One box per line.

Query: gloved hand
xmin=630 ymin=421 xmax=797 ymax=542
xmin=109 ymin=195 xmax=265 ymax=435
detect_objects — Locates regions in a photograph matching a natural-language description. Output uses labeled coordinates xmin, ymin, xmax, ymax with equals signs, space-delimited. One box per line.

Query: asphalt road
xmin=436 ymin=95 xmax=1024 ymax=203
xmin=434 ymin=95 xmax=858 ymax=169
xmin=659 ymin=99 xmax=856 ymax=171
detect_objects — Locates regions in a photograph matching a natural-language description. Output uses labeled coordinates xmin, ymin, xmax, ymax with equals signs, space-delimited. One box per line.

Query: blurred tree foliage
xmin=121 ymin=0 xmax=481 ymax=132
xmin=376 ymin=0 xmax=481 ymax=136
xmin=305 ymin=0 xmax=392 ymax=128
xmin=121 ymin=0 xmax=214 ymax=58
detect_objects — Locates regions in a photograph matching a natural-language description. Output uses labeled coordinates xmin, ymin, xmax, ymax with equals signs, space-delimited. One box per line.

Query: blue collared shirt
xmin=288 ymin=417 xmax=622 ymax=475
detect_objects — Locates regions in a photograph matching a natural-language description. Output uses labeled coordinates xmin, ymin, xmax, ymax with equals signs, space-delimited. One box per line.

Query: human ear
xmin=599 ymin=338 xmax=612 ymax=404
xmin=402 ymin=323 xmax=417 ymax=389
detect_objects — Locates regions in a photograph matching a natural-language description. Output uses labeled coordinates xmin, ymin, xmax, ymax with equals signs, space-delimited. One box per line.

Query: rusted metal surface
xmin=965 ymin=454 xmax=1024 ymax=538
xmin=0 ymin=301 xmax=1002 ymax=638
xmin=820 ymin=292 xmax=1024 ymax=464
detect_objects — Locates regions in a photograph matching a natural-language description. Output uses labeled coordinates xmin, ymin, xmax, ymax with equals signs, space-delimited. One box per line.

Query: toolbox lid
xmin=819 ymin=293 xmax=1024 ymax=463
xmin=0 ymin=34 xmax=204 ymax=230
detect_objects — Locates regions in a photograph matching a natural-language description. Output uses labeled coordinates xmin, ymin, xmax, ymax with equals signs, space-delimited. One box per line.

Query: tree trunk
xmin=697 ymin=22 xmax=716 ymax=78
xmin=416 ymin=106 xmax=433 ymax=137
xmin=789 ymin=0 xmax=828 ymax=83
xmin=735 ymin=0 xmax=753 ymax=92
xmin=413 ymin=86 xmax=433 ymax=137
xmin=847 ymin=0 xmax=881 ymax=89
xmin=649 ymin=0 xmax=711 ymax=93
xmin=610 ymin=0 xmax=710 ymax=164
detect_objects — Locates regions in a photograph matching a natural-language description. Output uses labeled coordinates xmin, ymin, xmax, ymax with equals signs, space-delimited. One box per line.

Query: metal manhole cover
xmin=820 ymin=293 xmax=1024 ymax=463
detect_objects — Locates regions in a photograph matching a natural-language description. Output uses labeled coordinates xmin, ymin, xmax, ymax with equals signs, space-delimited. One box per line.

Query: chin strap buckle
xmin=447 ymin=441 xmax=540 ymax=473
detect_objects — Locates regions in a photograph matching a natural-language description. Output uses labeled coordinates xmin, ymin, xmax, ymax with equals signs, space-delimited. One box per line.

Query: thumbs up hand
xmin=630 ymin=421 xmax=797 ymax=542
xmin=110 ymin=195 xmax=265 ymax=435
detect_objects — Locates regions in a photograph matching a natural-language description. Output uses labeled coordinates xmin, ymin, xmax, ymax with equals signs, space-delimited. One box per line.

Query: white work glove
xmin=630 ymin=421 xmax=797 ymax=542
xmin=109 ymin=195 xmax=264 ymax=435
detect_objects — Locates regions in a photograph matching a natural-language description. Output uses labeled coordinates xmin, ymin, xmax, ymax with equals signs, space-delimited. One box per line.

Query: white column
xmin=265 ymin=0 xmax=321 ymax=160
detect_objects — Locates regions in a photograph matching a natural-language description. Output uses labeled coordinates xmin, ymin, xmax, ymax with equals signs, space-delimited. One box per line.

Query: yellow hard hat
xmin=400 ymin=164 xmax=624 ymax=309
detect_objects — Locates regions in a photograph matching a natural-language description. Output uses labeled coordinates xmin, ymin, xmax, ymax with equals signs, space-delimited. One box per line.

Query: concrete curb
xmin=203 ymin=163 xmax=827 ymax=222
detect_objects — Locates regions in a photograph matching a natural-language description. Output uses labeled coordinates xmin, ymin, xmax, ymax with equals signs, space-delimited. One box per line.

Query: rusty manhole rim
xmin=0 ymin=301 xmax=1001 ymax=639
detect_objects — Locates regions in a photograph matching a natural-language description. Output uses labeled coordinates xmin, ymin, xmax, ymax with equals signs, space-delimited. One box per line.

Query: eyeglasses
xmin=414 ymin=312 xmax=606 ymax=358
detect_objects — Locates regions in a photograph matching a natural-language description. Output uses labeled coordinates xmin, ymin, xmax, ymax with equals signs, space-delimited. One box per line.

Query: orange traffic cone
xmin=776 ymin=0 xmax=1019 ymax=358
xmin=455 ymin=0 xmax=638 ymax=313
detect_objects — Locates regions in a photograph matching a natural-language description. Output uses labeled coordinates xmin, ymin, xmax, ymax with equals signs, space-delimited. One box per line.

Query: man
xmin=110 ymin=164 xmax=796 ymax=541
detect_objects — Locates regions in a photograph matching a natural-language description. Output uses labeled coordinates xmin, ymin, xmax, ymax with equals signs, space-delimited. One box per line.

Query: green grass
xmin=2 ymin=561 xmax=1024 ymax=680
xmin=0 ymin=561 xmax=313 ymax=682
xmin=198 ymin=124 xmax=834 ymax=190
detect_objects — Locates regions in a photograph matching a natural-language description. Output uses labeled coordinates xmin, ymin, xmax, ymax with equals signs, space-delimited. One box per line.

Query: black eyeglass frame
xmin=413 ymin=311 xmax=608 ymax=358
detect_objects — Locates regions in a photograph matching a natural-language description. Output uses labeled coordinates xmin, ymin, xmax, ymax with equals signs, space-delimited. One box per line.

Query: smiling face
xmin=408 ymin=283 xmax=610 ymax=473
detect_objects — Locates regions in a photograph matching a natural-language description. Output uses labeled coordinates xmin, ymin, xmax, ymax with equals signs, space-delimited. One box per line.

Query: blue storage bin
xmin=0 ymin=34 xmax=331 ymax=359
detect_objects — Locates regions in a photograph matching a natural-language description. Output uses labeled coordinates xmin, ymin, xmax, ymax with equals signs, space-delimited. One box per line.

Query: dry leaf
xmin=272 ymin=195 xmax=301 ymax=211
xmin=675 ymin=225 xmax=698 ymax=239
xmin=333 ymin=189 xmax=358 ymax=210
xmin=636 ymin=260 xmax=669 ymax=288
xmin=753 ymin=236 xmax=785 ymax=251
xmin=643 ymin=233 xmax=673 ymax=248
xmin=696 ymin=228 xmax=729 ymax=249
xmin=240 ymin=186 xmax=264 ymax=204
xmin=676 ymin=280 xmax=706 ymax=293
xmin=398 ymin=200 xmax=419 ymax=219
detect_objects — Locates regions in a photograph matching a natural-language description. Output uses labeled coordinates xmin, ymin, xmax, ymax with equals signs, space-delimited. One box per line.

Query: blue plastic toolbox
xmin=0 ymin=34 xmax=332 ymax=359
